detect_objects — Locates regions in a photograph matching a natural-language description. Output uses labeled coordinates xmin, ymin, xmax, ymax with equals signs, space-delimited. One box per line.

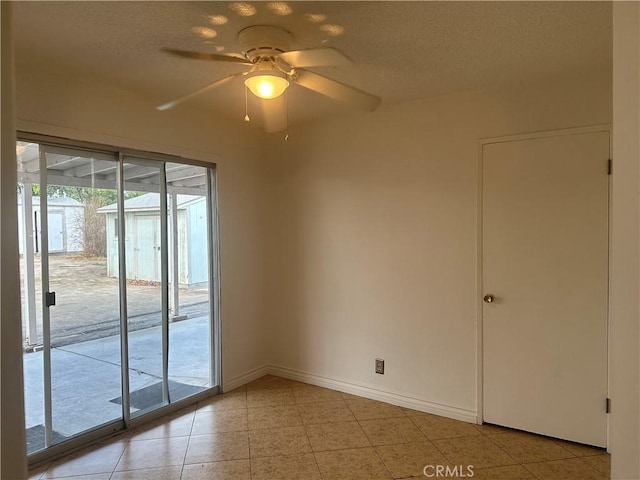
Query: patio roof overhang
xmin=16 ymin=142 xmax=208 ymax=196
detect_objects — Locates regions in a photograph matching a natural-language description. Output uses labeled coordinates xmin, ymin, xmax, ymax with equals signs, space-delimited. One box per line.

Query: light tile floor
xmin=29 ymin=375 xmax=610 ymax=480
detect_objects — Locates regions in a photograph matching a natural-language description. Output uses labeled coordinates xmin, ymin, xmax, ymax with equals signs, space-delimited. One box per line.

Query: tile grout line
xmin=247 ymin=391 xmax=255 ymax=480
xmin=306 ymin=390 xmax=366 ymax=479
xmin=414 ymin=421 xmax=460 ymax=471
xmin=178 ymin=408 xmax=198 ymax=480
xmin=578 ymin=456 xmax=611 ymax=480
xmin=297 ymin=402 xmax=317 ymax=476
xmin=406 ymin=415 xmax=506 ymax=473
xmin=465 ymin=426 xmax=606 ymax=480
xmin=479 ymin=426 xmax=593 ymax=477
xmin=520 ymin=455 xmax=609 ymax=480
xmin=351 ymin=396 xmax=398 ymax=479
xmin=107 ymin=434 xmax=130 ymax=480
xmin=361 ymin=424 xmax=396 ymax=480
xmin=473 ymin=428 xmax=521 ymax=469
xmin=521 ymin=461 xmax=545 ymax=480
xmin=481 ymin=428 xmax=578 ymax=459
xmin=243 ymin=401 xmax=253 ymax=480
xmin=294 ymin=392 xmax=325 ymax=480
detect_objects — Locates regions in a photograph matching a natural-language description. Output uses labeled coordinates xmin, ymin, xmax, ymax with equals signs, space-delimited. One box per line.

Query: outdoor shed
xmin=98 ymin=192 xmax=207 ymax=287
xmin=17 ymin=195 xmax=84 ymax=255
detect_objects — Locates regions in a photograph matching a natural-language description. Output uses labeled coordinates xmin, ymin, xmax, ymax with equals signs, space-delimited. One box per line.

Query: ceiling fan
xmin=156 ymin=25 xmax=381 ymax=132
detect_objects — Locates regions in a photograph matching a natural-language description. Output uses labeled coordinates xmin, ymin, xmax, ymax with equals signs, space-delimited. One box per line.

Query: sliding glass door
xmin=17 ymin=137 xmax=219 ymax=458
xmin=122 ymin=159 xmax=167 ymax=418
xmin=44 ymin=146 xmax=123 ymax=447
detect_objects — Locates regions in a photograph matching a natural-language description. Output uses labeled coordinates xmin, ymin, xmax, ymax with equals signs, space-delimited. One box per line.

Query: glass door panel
xmin=166 ymin=163 xmax=213 ymax=401
xmin=122 ymin=159 xmax=168 ymax=417
xmin=18 ymin=141 xmax=46 ymax=454
xmin=42 ymin=146 xmax=122 ymax=446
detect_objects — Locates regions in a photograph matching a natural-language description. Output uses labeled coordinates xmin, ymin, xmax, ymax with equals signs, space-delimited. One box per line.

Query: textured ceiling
xmin=12 ymin=1 xmax=612 ymax=130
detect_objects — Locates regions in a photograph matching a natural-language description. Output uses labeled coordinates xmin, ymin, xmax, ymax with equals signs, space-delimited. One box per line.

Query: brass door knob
xmin=483 ymin=294 xmax=495 ymax=303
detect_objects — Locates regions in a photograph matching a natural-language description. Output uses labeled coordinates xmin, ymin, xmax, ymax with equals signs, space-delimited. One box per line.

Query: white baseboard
xmin=224 ymin=364 xmax=477 ymax=424
xmin=257 ymin=365 xmax=478 ymax=423
xmin=223 ymin=364 xmax=270 ymax=392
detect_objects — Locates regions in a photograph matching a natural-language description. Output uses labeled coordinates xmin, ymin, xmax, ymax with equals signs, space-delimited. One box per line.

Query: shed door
xmin=482 ymin=131 xmax=609 ymax=446
xmin=48 ymin=211 xmax=64 ymax=252
xmin=134 ymin=215 xmax=160 ymax=281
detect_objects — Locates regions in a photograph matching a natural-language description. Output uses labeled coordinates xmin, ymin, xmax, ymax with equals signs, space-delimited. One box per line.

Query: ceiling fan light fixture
xmin=244 ymin=74 xmax=289 ymax=100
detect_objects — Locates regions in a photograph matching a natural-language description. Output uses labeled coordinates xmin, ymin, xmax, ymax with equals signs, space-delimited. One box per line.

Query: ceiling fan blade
xmin=278 ymin=47 xmax=351 ymax=68
xmin=156 ymin=71 xmax=247 ymax=111
xmin=260 ymin=96 xmax=287 ymax=133
xmin=293 ymin=70 xmax=381 ymax=111
xmin=162 ymin=48 xmax=252 ymax=65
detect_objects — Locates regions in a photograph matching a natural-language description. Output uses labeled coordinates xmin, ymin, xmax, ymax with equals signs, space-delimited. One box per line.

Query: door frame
xmin=476 ymin=124 xmax=612 ymax=447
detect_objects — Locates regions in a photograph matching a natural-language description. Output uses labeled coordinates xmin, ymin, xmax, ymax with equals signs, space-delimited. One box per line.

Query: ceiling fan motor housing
xmin=238 ymin=25 xmax=293 ymax=62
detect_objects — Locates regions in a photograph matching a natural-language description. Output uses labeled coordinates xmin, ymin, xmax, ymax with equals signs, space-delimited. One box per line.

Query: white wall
xmin=264 ymin=71 xmax=612 ymax=418
xmin=610 ymin=3 xmax=640 ymax=478
xmin=14 ymin=63 xmax=272 ymax=389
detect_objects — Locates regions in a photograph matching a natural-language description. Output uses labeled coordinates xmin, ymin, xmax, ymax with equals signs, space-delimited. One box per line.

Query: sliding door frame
xmin=116 ymin=152 xmax=132 ymax=428
xmin=18 ymin=132 xmax=221 ymax=466
xmin=206 ymin=168 xmax=222 ymax=389
xmin=38 ymin=147 xmax=53 ymax=449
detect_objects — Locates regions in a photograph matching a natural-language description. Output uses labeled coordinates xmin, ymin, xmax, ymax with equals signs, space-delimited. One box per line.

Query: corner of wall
xmin=610 ymin=2 xmax=640 ymax=478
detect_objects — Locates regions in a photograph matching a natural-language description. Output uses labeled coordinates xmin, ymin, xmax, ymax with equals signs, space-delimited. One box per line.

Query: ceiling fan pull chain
xmin=244 ymin=86 xmax=250 ymax=122
xmin=284 ymin=89 xmax=289 ymax=142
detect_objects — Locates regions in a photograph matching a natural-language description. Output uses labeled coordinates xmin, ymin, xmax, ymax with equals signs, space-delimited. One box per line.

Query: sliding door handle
xmin=45 ymin=291 xmax=56 ymax=307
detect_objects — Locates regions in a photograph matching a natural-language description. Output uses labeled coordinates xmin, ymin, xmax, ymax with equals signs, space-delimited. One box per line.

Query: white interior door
xmin=482 ymin=131 xmax=609 ymax=447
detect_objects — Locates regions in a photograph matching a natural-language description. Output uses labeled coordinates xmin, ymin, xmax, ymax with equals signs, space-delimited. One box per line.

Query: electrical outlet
xmin=375 ymin=358 xmax=384 ymax=375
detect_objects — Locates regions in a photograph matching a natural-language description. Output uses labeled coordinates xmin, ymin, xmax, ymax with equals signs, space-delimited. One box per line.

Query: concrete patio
xmin=23 ymin=306 xmax=212 ymax=454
